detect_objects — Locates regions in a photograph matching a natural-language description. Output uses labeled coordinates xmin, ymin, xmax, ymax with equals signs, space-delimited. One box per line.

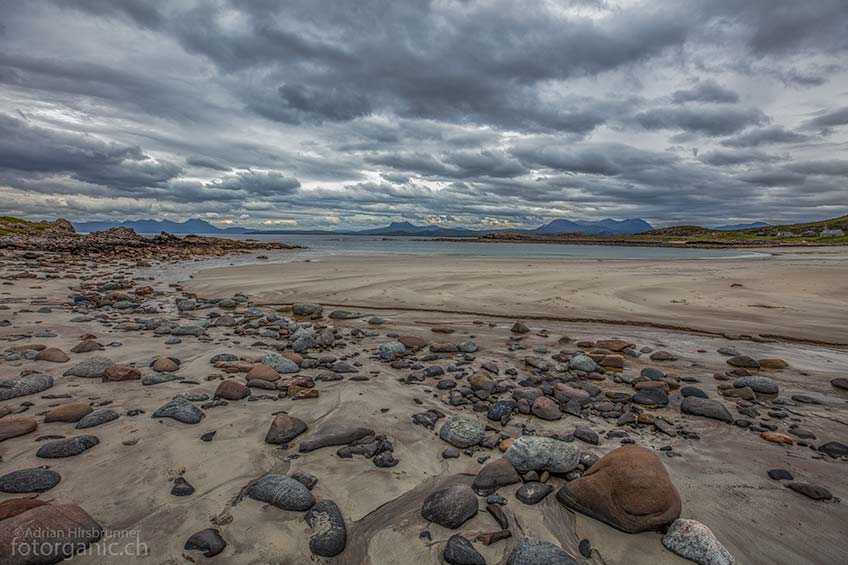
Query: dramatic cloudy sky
xmin=1 ymin=0 xmax=847 ymax=229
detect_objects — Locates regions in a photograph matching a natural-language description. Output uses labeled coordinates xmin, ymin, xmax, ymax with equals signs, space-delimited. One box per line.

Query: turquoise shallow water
xmin=218 ymin=234 xmax=767 ymax=260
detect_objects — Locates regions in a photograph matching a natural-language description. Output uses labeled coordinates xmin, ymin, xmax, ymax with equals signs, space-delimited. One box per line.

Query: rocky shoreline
xmin=0 ymin=218 xmax=298 ymax=259
xmin=0 ymin=250 xmax=845 ymax=563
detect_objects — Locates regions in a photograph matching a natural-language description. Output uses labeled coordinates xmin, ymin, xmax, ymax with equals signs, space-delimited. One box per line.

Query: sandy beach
xmin=188 ymin=248 xmax=848 ymax=345
xmin=0 ymin=247 xmax=846 ymax=564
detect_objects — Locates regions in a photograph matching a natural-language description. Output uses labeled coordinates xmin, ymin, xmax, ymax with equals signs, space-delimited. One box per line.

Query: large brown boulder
xmin=0 ymin=504 xmax=102 ymax=563
xmin=0 ymin=417 xmax=38 ymax=442
xmin=556 ymin=446 xmax=681 ymax=533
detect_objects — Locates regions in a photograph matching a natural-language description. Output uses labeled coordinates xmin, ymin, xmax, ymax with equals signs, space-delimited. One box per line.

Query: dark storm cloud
xmin=801 ymin=107 xmax=848 ymax=131
xmin=185 ymin=156 xmax=232 ymax=172
xmin=211 ymin=171 xmax=301 ymax=196
xmin=698 ymin=149 xmax=783 ymax=166
xmin=720 ymin=126 xmax=813 ymax=148
xmin=59 ymin=0 xmax=167 ymax=30
xmin=706 ymin=0 xmax=848 ymax=55
xmin=633 ymin=106 xmax=767 ymax=136
xmin=0 ymin=112 xmax=181 ymax=190
xmin=1 ymin=0 xmax=847 ymax=228
xmin=671 ymin=80 xmax=739 ymax=104
xmin=511 ymin=142 xmax=673 ymax=177
xmin=738 ymin=170 xmax=807 ymax=187
xmin=788 ymin=160 xmax=848 ymax=177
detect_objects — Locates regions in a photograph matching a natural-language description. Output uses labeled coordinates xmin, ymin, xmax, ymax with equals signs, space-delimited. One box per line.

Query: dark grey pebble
xmin=171 ymin=477 xmax=195 ymax=496
xmin=306 ymin=500 xmax=347 ymax=557
xmin=0 ymin=468 xmax=61 ymax=493
xmin=184 ymin=528 xmax=226 ymax=557
xmin=36 ymin=435 xmax=99 ymax=458
xmin=76 ymin=409 xmax=119 ymax=429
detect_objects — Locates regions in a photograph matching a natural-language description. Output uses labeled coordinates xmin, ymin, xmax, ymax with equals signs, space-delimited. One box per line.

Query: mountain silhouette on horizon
xmin=72 ymin=217 xmax=655 ymax=236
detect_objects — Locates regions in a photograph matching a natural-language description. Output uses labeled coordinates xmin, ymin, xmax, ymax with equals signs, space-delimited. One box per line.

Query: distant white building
xmin=776 ymin=231 xmax=794 ymax=237
xmin=820 ymin=229 xmax=845 ymax=237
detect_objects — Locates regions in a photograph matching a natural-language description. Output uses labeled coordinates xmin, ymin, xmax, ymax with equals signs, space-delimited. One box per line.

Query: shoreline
xmin=431 ymin=236 xmax=848 ymax=249
xmin=185 ymin=250 xmax=848 ymax=346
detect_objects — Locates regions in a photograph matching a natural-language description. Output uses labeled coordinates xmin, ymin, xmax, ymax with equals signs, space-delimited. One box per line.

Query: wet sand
xmin=188 ymin=249 xmax=848 ymax=345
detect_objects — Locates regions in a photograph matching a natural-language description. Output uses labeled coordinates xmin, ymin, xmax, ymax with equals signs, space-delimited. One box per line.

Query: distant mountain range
xmin=710 ymin=222 xmax=770 ymax=231
xmin=73 ymin=218 xmax=247 ymax=234
xmin=73 ymin=217 xmax=655 ymax=237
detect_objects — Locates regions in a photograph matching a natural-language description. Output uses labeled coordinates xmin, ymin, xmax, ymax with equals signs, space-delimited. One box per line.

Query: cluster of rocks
xmin=424 ymin=444 xmax=734 ymax=565
xmin=246 ymin=474 xmax=347 ymax=557
xmin=0 ymin=218 xmax=297 ymax=259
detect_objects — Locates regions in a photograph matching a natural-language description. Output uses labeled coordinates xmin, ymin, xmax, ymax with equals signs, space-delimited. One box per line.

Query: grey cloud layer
xmin=0 ymin=0 xmax=846 ymax=228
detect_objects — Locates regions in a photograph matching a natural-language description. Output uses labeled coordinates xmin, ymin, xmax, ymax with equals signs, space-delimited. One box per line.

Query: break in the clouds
xmin=0 ymin=0 xmax=847 ymax=229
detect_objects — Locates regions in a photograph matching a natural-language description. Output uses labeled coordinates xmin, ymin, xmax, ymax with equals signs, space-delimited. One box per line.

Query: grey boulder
xmin=421 ymin=483 xmax=478 ymax=529
xmin=247 ymin=474 xmax=315 ymax=511
xmin=0 ymin=468 xmax=62 ymax=493
xmin=680 ymin=397 xmax=733 ymax=423
xmin=444 ymin=534 xmax=486 ymax=565
xmin=36 ymin=435 xmax=99 ymax=458
xmin=262 ymin=352 xmax=300 ymax=374
xmin=306 ymin=500 xmax=347 ymax=557
xmin=507 ymin=540 xmax=577 ymax=565
xmin=733 ymin=376 xmax=778 ymax=395
xmin=662 ymin=519 xmax=735 ymax=565
xmin=152 ymin=398 xmax=205 ymax=424
xmin=63 ymin=357 xmax=114 ymax=378
xmin=504 ymin=436 xmax=580 ymax=473
xmin=0 ymin=373 xmax=53 ymax=400
xmin=439 ymin=416 xmax=485 ymax=448
xmin=76 ymin=409 xmax=119 ymax=429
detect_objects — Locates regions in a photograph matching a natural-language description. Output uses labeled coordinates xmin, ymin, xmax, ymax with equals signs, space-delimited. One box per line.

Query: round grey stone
xmin=152 ymin=398 xmax=205 ymax=424
xmin=62 ymin=357 xmax=115 ymax=378
xmin=36 ymin=435 xmax=99 ymax=458
xmin=0 ymin=468 xmax=61 ymax=493
xmin=0 ymin=373 xmax=53 ymax=401
xmin=421 ymin=483 xmax=478 ymax=529
xmin=444 ymin=534 xmax=486 ymax=565
xmin=439 ymin=416 xmax=485 ymax=448
xmin=306 ymin=499 xmax=347 ymax=557
xmin=378 ymin=341 xmax=406 ymax=361
xmin=733 ymin=376 xmax=778 ymax=395
xmin=76 ymin=409 xmax=119 ymax=429
xmin=516 ymin=482 xmax=554 ymax=505
xmin=248 ymin=474 xmax=316 ymax=511
xmin=184 ymin=528 xmax=226 ymax=557
xmin=507 ymin=540 xmax=577 ymax=565
xmin=262 ymin=352 xmax=300 ymax=374
xmin=504 ymin=436 xmax=581 ymax=473
xmin=680 ymin=397 xmax=732 ymax=423
xmin=568 ymin=354 xmax=598 ymax=373
xmin=662 ymin=519 xmax=735 ymax=565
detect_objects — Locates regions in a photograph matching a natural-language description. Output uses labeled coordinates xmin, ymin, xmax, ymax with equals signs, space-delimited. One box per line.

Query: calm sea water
xmin=217 ymin=234 xmax=766 ymax=260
